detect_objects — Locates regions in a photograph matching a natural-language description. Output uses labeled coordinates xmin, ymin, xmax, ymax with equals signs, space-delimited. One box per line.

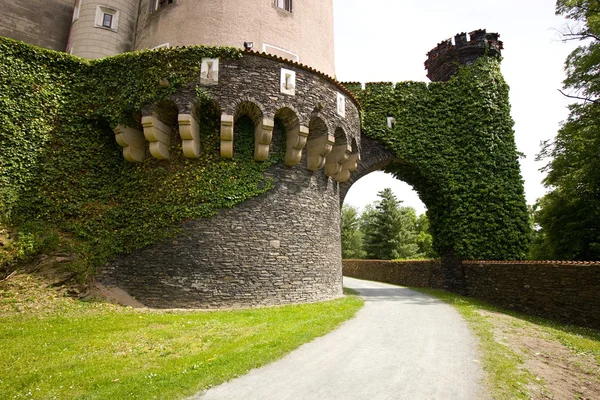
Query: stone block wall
xmin=343 ymin=259 xmax=443 ymax=289
xmin=105 ymin=164 xmax=344 ymax=308
xmin=343 ymin=259 xmax=600 ymax=329
xmin=0 ymin=0 xmax=73 ymax=52
xmin=463 ymin=261 xmax=600 ymax=329
xmin=101 ymin=53 xmax=361 ymax=308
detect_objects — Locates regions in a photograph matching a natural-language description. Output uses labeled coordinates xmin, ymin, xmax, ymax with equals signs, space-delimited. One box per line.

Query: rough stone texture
xmin=105 ymin=164 xmax=343 ymax=308
xmin=339 ymin=134 xmax=398 ymax=204
xmin=0 ymin=0 xmax=73 ymax=52
xmin=171 ymin=53 xmax=360 ymax=142
xmin=463 ymin=261 xmax=600 ymax=330
xmin=425 ymin=29 xmax=503 ymax=82
xmin=101 ymin=54 xmax=361 ymax=308
xmin=343 ymin=260 xmax=443 ymax=289
xmin=343 ymin=259 xmax=600 ymax=329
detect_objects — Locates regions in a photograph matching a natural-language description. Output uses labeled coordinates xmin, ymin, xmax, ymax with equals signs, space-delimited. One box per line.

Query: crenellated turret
xmin=425 ymin=29 xmax=503 ymax=82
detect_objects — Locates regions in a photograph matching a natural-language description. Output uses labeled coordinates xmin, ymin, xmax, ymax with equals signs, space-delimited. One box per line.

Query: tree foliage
xmin=347 ymin=57 xmax=530 ymax=260
xmin=348 ymin=188 xmax=434 ymax=260
xmin=530 ymin=1 xmax=600 ymax=260
xmin=341 ymin=205 xmax=365 ymax=259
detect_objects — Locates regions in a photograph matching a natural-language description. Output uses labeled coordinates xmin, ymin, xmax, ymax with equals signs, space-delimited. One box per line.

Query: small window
xmin=274 ymin=0 xmax=293 ymax=12
xmin=95 ymin=6 xmax=119 ymax=30
xmin=72 ymin=0 xmax=81 ymax=22
xmin=102 ymin=13 xmax=113 ymax=28
xmin=155 ymin=0 xmax=174 ymax=10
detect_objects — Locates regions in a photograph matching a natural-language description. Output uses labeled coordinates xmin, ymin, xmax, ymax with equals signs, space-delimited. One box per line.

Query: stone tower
xmin=425 ymin=29 xmax=503 ymax=82
xmin=67 ymin=0 xmax=140 ymax=58
xmin=64 ymin=0 xmax=335 ymax=75
xmin=133 ymin=0 xmax=335 ymax=76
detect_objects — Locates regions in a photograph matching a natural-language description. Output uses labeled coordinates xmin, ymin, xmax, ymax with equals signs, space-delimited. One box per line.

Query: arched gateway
xmin=100 ymin=30 xmax=530 ymax=308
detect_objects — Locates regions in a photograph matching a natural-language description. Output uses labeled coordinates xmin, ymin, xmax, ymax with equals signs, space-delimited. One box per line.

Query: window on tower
xmin=155 ymin=0 xmax=174 ymax=10
xmin=94 ymin=6 xmax=119 ymax=30
xmin=274 ymin=0 xmax=293 ymax=13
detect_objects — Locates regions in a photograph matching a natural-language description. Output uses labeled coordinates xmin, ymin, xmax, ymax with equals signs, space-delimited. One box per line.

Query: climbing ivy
xmin=0 ymin=38 xmax=279 ymax=276
xmin=348 ymin=57 xmax=530 ymax=260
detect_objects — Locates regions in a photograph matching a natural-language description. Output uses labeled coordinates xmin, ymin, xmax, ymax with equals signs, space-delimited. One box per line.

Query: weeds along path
xmin=194 ymin=277 xmax=487 ymax=400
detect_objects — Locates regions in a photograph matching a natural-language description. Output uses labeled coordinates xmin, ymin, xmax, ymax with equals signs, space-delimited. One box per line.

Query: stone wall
xmin=101 ymin=53 xmax=361 ymax=308
xmin=343 ymin=259 xmax=600 ymax=329
xmin=463 ymin=261 xmax=600 ymax=329
xmin=343 ymin=259 xmax=443 ymax=289
xmin=0 ymin=0 xmax=73 ymax=52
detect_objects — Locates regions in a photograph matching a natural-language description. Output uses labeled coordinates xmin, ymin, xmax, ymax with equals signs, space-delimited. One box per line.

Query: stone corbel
xmin=325 ymin=144 xmax=351 ymax=177
xmin=254 ymin=118 xmax=274 ymax=161
xmin=284 ymin=125 xmax=309 ymax=166
xmin=333 ymin=153 xmax=361 ymax=182
xmin=142 ymin=115 xmax=171 ymax=160
xmin=114 ymin=125 xmax=145 ymax=163
xmin=178 ymin=114 xmax=200 ymax=158
xmin=307 ymin=134 xmax=335 ymax=171
xmin=220 ymin=114 xmax=234 ymax=158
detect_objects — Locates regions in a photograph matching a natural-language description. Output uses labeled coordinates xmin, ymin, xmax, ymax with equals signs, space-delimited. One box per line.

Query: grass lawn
xmin=415 ymin=287 xmax=600 ymax=400
xmin=0 ymin=276 xmax=363 ymax=400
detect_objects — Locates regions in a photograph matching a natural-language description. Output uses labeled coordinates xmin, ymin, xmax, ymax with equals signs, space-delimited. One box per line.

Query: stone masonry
xmin=102 ymin=52 xmax=361 ymax=308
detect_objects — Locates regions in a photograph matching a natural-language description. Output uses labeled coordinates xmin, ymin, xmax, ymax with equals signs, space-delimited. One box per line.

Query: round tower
xmin=425 ymin=29 xmax=503 ymax=82
xmin=134 ymin=0 xmax=336 ymax=76
xmin=67 ymin=0 xmax=139 ymax=59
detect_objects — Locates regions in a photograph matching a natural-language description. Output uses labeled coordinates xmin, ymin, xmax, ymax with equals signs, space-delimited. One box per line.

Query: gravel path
xmin=193 ymin=277 xmax=488 ymax=400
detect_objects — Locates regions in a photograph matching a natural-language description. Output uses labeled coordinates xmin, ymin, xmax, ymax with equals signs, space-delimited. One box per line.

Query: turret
xmin=67 ymin=0 xmax=139 ymax=58
xmin=424 ymin=29 xmax=503 ymax=82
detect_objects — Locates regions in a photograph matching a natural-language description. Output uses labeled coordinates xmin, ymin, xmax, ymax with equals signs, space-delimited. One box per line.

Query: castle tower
xmin=67 ymin=0 xmax=139 ymax=58
xmin=425 ymin=29 xmax=503 ymax=82
xmin=133 ymin=0 xmax=335 ymax=76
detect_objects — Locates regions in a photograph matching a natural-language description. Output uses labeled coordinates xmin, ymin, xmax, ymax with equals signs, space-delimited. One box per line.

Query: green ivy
xmin=0 ymin=38 xmax=278 ymax=275
xmin=348 ymin=57 xmax=530 ymax=259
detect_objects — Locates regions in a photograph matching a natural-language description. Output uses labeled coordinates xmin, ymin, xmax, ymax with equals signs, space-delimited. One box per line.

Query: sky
xmin=334 ymin=0 xmax=579 ymax=215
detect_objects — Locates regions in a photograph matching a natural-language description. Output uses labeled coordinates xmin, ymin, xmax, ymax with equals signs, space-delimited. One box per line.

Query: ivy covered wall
xmin=345 ymin=57 xmax=530 ymax=260
xmin=0 ymin=36 xmax=530 ymax=286
xmin=0 ymin=37 xmax=277 ymax=276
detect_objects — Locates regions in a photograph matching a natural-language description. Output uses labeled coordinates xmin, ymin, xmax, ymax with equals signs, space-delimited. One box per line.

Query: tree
xmin=531 ymin=1 xmax=600 ymax=259
xmin=341 ymin=204 xmax=365 ymax=259
xmin=360 ymin=188 xmax=419 ymax=260
xmin=415 ymin=214 xmax=437 ymax=259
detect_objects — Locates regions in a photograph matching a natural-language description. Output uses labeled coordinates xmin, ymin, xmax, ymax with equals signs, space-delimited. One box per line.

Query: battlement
xmin=425 ymin=29 xmax=503 ymax=82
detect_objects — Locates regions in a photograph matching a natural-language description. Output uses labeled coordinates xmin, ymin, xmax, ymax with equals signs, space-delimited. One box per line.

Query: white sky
xmin=334 ymin=0 xmax=579 ymax=215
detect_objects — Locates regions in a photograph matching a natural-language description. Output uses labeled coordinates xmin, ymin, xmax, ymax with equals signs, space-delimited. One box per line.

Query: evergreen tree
xmin=341 ymin=204 xmax=365 ymax=259
xmin=361 ymin=188 xmax=419 ymax=260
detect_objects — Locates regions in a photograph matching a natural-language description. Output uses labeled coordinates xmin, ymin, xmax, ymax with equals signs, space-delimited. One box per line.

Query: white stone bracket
xmin=307 ymin=134 xmax=335 ymax=171
xmin=220 ymin=114 xmax=234 ymax=158
xmin=333 ymin=153 xmax=360 ymax=182
xmin=254 ymin=118 xmax=274 ymax=161
xmin=325 ymin=144 xmax=351 ymax=177
xmin=114 ymin=125 xmax=145 ymax=163
xmin=284 ymin=125 xmax=309 ymax=166
xmin=178 ymin=113 xmax=200 ymax=158
xmin=142 ymin=115 xmax=171 ymax=160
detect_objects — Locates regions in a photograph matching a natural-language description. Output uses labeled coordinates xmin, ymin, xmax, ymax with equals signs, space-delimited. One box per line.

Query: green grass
xmin=342 ymin=286 xmax=360 ymax=296
xmin=0 ymin=295 xmax=363 ymax=399
xmin=414 ymin=288 xmax=600 ymax=400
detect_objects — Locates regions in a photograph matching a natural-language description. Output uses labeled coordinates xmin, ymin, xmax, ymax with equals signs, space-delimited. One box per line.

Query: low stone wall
xmin=463 ymin=261 xmax=600 ymax=329
xmin=343 ymin=259 xmax=600 ymax=329
xmin=342 ymin=259 xmax=443 ymax=289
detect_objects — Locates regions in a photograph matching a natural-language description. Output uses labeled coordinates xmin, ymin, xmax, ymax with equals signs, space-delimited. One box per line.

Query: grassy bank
xmin=0 ymin=275 xmax=363 ymax=399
